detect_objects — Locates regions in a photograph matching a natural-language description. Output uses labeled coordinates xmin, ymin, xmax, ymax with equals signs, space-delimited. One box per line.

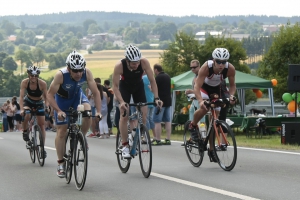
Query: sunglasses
xmin=30 ymin=74 xmax=39 ymax=77
xmin=215 ymin=60 xmax=227 ymax=65
xmin=71 ymin=69 xmax=84 ymax=73
xmin=190 ymin=66 xmax=198 ymax=69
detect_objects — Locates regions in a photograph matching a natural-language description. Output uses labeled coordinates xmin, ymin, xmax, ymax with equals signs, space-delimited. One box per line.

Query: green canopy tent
xmin=171 ymin=70 xmax=275 ymax=116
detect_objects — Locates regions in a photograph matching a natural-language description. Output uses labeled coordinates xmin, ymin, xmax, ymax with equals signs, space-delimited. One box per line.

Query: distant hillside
xmin=1 ymin=11 xmax=299 ymax=27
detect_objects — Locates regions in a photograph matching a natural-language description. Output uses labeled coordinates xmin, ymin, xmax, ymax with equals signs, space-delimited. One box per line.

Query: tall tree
xmin=31 ymin=47 xmax=46 ymax=66
xmin=15 ymin=49 xmax=31 ymax=74
xmin=257 ymin=23 xmax=300 ymax=102
xmin=3 ymin=57 xmax=17 ymax=71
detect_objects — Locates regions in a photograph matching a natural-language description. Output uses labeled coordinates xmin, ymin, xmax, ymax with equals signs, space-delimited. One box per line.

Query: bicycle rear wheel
xmin=29 ymin=131 xmax=36 ymax=163
xmin=64 ymin=133 xmax=73 ymax=184
xmin=138 ymin=125 xmax=152 ymax=178
xmin=115 ymin=130 xmax=131 ymax=173
xmin=74 ymin=131 xmax=88 ymax=190
xmin=35 ymin=125 xmax=45 ymax=167
xmin=212 ymin=120 xmax=237 ymax=171
xmin=183 ymin=121 xmax=204 ymax=167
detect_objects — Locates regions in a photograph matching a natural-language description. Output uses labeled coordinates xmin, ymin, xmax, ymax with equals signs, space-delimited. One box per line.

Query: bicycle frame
xmin=205 ymin=109 xmax=229 ymax=148
xmin=128 ymin=107 xmax=143 ymax=156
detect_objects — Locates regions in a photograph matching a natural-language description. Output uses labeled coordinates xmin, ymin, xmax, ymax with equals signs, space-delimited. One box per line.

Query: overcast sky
xmin=1 ymin=0 xmax=299 ymax=17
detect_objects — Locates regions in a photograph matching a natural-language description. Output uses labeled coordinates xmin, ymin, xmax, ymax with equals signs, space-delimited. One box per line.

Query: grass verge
xmin=111 ymin=127 xmax=300 ymax=152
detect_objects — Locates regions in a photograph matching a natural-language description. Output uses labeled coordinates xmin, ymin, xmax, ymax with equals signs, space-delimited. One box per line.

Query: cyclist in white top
xmin=188 ymin=48 xmax=236 ymax=162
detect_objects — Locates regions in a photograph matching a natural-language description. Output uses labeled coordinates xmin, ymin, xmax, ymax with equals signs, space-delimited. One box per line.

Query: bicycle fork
xmin=214 ymin=120 xmax=229 ymax=148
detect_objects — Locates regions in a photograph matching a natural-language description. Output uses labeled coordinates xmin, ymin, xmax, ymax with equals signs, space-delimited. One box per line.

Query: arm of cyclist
xmin=86 ymin=68 xmax=102 ymax=120
xmin=40 ymin=79 xmax=49 ymax=109
xmin=227 ymin=64 xmax=236 ymax=105
xmin=194 ymin=63 xmax=209 ymax=110
xmin=19 ymin=79 xmax=27 ymax=116
xmin=47 ymin=71 xmax=65 ymax=120
xmin=112 ymin=62 xmax=129 ymax=116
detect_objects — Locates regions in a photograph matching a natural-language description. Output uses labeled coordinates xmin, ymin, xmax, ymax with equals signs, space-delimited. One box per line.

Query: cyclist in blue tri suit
xmin=47 ymin=50 xmax=102 ymax=178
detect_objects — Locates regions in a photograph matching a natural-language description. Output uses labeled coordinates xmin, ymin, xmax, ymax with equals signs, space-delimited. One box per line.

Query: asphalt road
xmin=1 ymin=131 xmax=300 ymax=200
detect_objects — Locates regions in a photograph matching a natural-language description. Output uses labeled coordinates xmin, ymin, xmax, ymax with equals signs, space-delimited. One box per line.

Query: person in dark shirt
xmin=152 ymin=64 xmax=172 ymax=145
xmin=19 ymin=65 xmax=48 ymax=157
xmin=112 ymin=44 xmax=162 ymax=158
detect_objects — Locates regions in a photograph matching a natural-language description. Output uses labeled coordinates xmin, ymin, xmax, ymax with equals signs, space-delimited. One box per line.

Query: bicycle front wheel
xmin=64 ymin=133 xmax=73 ymax=184
xmin=183 ymin=121 xmax=204 ymax=167
xmin=29 ymin=131 xmax=36 ymax=163
xmin=115 ymin=130 xmax=131 ymax=173
xmin=35 ymin=125 xmax=45 ymax=167
xmin=138 ymin=125 xmax=152 ymax=178
xmin=74 ymin=131 xmax=88 ymax=191
xmin=212 ymin=120 xmax=237 ymax=171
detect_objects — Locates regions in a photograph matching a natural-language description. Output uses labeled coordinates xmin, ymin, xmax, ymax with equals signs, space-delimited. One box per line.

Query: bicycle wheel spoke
xmin=65 ymin=135 xmax=73 ymax=184
xmin=213 ymin=120 xmax=237 ymax=171
xmin=184 ymin=121 xmax=204 ymax=167
xmin=28 ymin=131 xmax=36 ymax=163
xmin=74 ymin=132 xmax=88 ymax=191
xmin=139 ymin=125 xmax=152 ymax=178
xmin=35 ymin=125 xmax=45 ymax=167
xmin=115 ymin=131 xmax=131 ymax=173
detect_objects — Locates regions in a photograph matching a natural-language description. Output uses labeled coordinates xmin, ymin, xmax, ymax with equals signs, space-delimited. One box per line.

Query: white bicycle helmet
xmin=124 ymin=44 xmax=142 ymax=62
xmin=66 ymin=50 xmax=86 ymax=69
xmin=27 ymin=65 xmax=40 ymax=75
xmin=212 ymin=48 xmax=230 ymax=60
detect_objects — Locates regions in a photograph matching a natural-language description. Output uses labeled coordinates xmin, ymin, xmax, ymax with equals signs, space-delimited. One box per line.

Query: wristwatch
xmin=154 ymin=97 xmax=160 ymax=101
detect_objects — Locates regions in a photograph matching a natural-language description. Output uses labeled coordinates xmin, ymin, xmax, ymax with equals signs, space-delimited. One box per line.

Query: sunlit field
xmin=36 ymin=50 xmax=164 ymax=80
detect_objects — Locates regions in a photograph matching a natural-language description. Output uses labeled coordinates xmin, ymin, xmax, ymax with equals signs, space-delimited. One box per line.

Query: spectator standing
xmin=185 ymin=60 xmax=201 ymax=121
xmin=142 ymin=72 xmax=156 ymax=140
xmin=6 ymin=100 xmax=16 ymax=132
xmin=86 ymin=78 xmax=99 ymax=137
xmin=97 ymin=83 xmax=109 ymax=139
xmin=1 ymin=102 xmax=9 ymax=132
xmin=12 ymin=96 xmax=22 ymax=131
xmin=104 ymin=80 xmax=114 ymax=135
xmin=153 ymin=64 xmax=172 ymax=145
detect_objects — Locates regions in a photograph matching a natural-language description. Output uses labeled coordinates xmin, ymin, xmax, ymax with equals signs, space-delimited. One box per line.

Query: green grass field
xmin=33 ymin=50 xmax=164 ymax=81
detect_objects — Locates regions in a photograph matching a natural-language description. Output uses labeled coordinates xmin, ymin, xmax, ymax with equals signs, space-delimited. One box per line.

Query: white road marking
xmin=152 ymin=172 xmax=261 ymax=200
xmin=237 ymin=146 xmax=300 ymax=155
xmin=45 ymin=146 xmax=56 ymax=150
xmin=0 ymin=137 xmax=3 ymax=139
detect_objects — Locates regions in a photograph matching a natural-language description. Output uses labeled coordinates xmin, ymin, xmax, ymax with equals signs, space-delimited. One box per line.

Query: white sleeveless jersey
xmin=204 ymin=60 xmax=229 ymax=87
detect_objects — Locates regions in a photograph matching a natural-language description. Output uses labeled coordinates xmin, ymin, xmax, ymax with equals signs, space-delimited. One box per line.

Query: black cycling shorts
xmin=119 ymin=80 xmax=146 ymax=104
xmin=23 ymin=96 xmax=45 ymax=116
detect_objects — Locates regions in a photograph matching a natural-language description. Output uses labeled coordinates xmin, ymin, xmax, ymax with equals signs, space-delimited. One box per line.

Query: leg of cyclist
xmin=37 ymin=113 xmax=47 ymax=158
xmin=21 ymin=107 xmax=31 ymax=141
xmin=55 ymin=123 xmax=68 ymax=178
xmin=80 ymin=102 xmax=92 ymax=136
xmin=189 ymin=91 xmax=209 ymax=141
xmin=119 ymin=106 xmax=130 ymax=158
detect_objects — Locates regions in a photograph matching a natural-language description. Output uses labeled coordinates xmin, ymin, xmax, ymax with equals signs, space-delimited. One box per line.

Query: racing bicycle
xmin=115 ymin=102 xmax=158 ymax=178
xmin=26 ymin=107 xmax=45 ymax=167
xmin=183 ymin=96 xmax=237 ymax=171
xmin=63 ymin=107 xmax=88 ymax=190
